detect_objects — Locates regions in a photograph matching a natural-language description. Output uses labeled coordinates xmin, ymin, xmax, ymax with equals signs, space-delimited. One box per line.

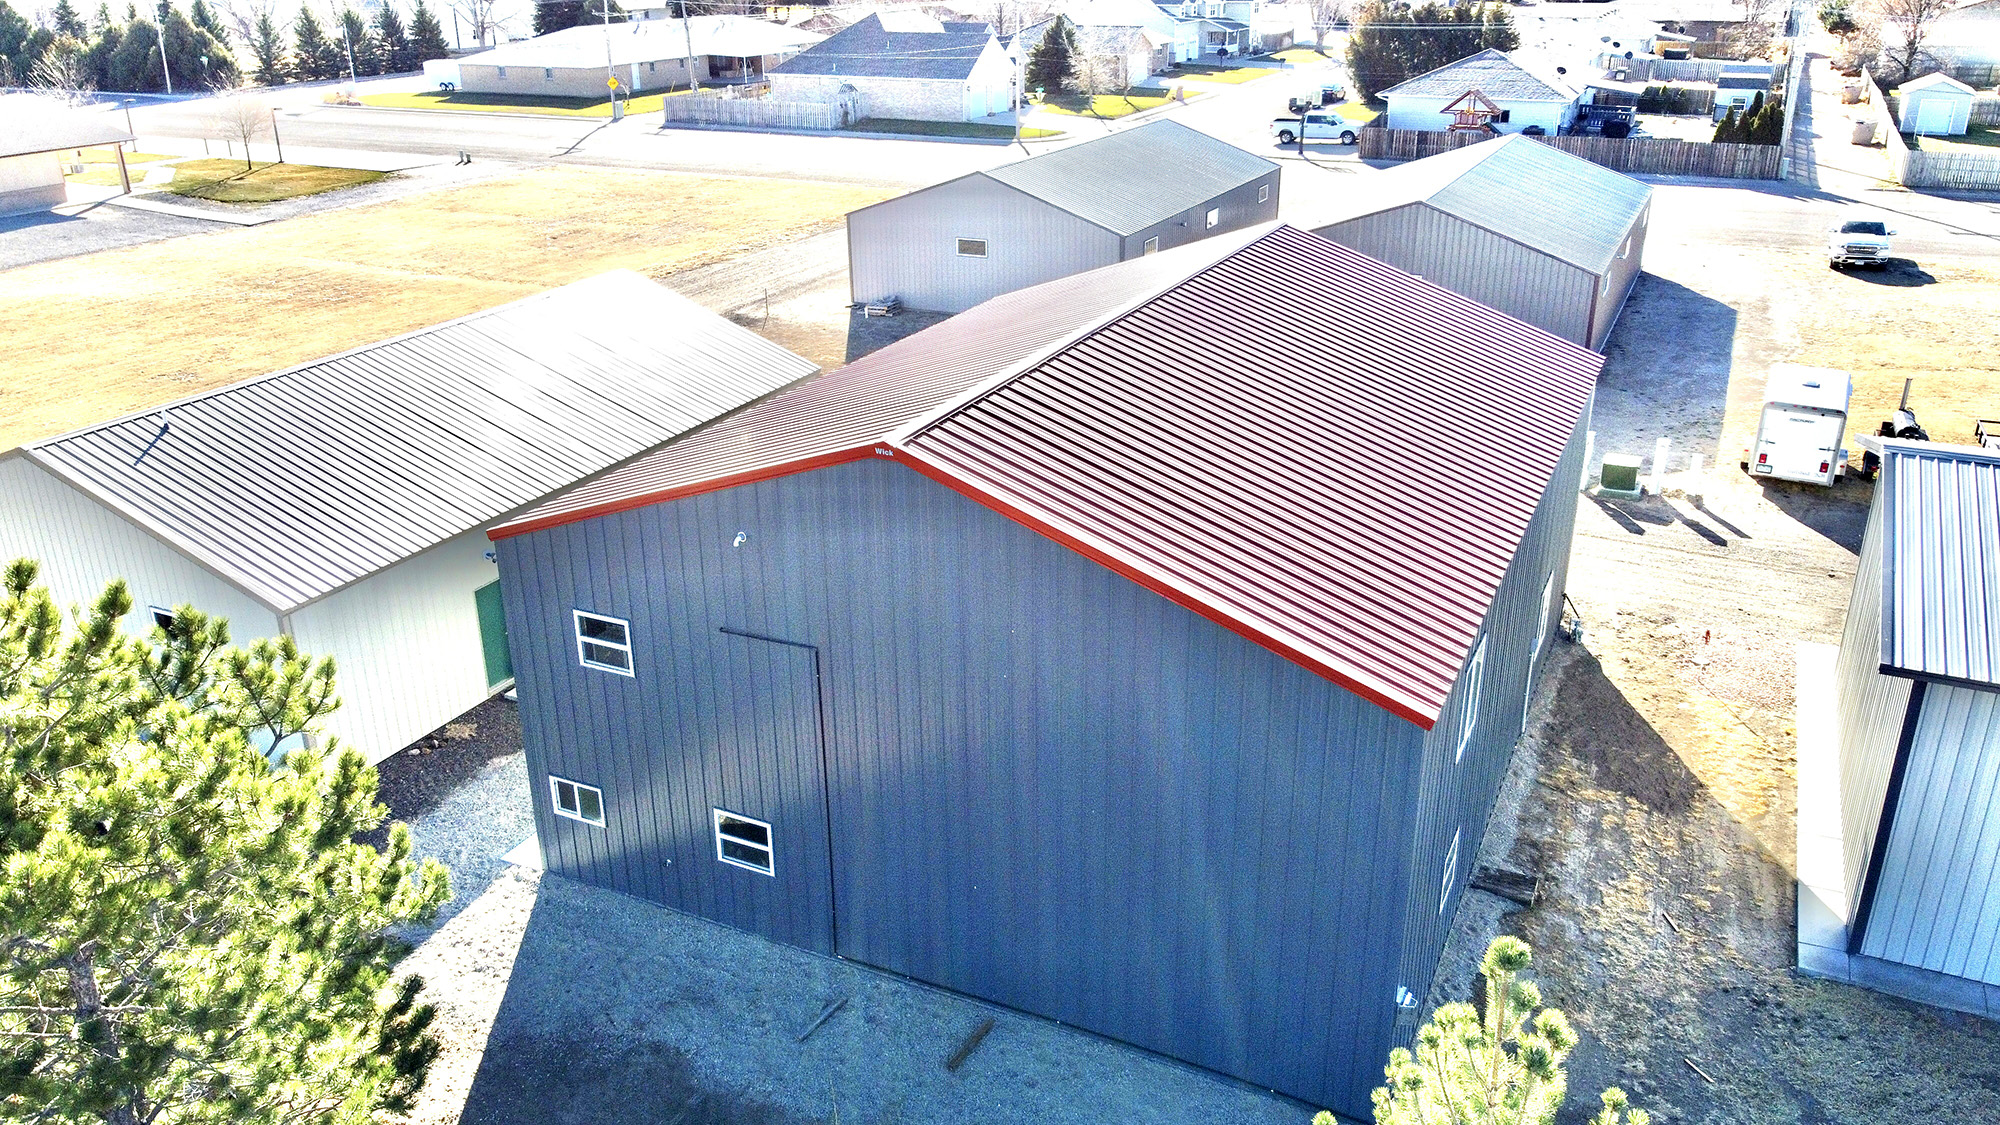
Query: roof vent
xmin=1556 ymin=66 xmax=1567 ymax=75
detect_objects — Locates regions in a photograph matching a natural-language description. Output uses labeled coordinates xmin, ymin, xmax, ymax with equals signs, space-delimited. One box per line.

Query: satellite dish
xmin=1601 ymin=35 xmax=1610 ymax=42
xmin=1556 ymin=66 xmax=1567 ymax=75
xmin=1612 ymin=41 xmax=1622 ymax=48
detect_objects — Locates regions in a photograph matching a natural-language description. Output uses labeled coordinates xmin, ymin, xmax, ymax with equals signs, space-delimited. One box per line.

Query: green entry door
xmin=475 ymin=581 xmax=512 ymax=689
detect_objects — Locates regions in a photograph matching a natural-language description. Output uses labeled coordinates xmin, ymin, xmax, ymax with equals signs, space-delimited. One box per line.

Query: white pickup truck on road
xmin=1272 ymin=111 xmax=1359 ymax=145
xmin=1828 ymin=216 xmax=1896 ymax=268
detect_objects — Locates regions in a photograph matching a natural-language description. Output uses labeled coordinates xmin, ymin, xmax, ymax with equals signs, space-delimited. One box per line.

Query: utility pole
xmin=155 ymin=1 xmax=175 ymax=94
xmin=270 ymin=107 xmax=284 ymax=164
xmin=336 ymin=6 xmax=359 ymax=86
xmin=680 ymin=0 xmax=697 ymax=93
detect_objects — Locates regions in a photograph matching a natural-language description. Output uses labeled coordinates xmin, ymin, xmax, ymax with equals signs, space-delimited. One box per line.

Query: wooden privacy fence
xmin=659 ymin=94 xmax=844 ymax=130
xmin=1861 ymin=70 xmax=2000 ymax=191
xmin=1973 ymin=95 xmax=2000 ymax=127
xmin=1356 ymin=127 xmax=1782 ymax=179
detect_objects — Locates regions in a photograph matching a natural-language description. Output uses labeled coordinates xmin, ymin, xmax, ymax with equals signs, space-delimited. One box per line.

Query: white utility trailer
xmin=1746 ymin=365 xmax=1851 ymax=486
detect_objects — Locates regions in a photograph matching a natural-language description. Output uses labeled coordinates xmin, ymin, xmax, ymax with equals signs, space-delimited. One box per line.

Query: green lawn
xmin=155 ymin=159 xmax=386 ymax=203
xmin=1037 ymin=91 xmax=1173 ymax=119
xmin=1908 ymin=123 xmax=2000 ymax=152
xmin=1334 ymin=102 xmax=1379 ymax=124
xmin=359 ymin=89 xmax=681 ymax=117
xmin=1162 ymin=63 xmax=1279 ymax=84
xmin=1270 ymin=47 xmax=1334 ymax=64
xmin=847 ymin=118 xmax=1061 ymax=139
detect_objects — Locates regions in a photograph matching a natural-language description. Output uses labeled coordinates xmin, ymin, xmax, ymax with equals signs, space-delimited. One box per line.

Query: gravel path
xmin=0 ymin=202 xmax=219 ymax=270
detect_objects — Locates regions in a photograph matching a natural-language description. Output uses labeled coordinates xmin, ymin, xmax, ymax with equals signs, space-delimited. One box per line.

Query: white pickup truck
xmin=1828 ymin=216 xmax=1896 ymax=268
xmin=1272 ymin=111 xmax=1359 ymax=145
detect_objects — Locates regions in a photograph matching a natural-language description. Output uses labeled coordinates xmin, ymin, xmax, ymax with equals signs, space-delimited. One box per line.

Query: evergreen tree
xmin=1354 ymin=937 xmax=1650 ymax=1125
xmin=104 ymin=15 xmax=159 ymax=89
xmin=537 ymin=0 xmax=624 ymax=35
xmin=1348 ymin=1 xmax=1522 ymax=102
xmin=1748 ymin=92 xmax=1785 ymax=144
xmin=407 ymin=0 xmax=447 ymax=63
xmin=0 ymin=0 xmax=54 ymax=86
xmin=1714 ymin=103 xmax=1742 ymax=143
xmin=81 ymin=16 xmax=121 ymax=86
xmin=0 ymin=561 xmax=450 ymax=1125
xmin=251 ymin=9 xmax=288 ymax=83
xmin=162 ymin=7 xmax=239 ymax=89
xmin=374 ymin=4 xmax=411 ymax=73
xmin=1478 ymin=2 xmax=1519 ymax=52
xmin=52 ymin=0 xmax=87 ymax=37
xmin=293 ymin=4 xmax=343 ymax=79
xmin=187 ymin=0 xmax=226 ymax=43
xmin=339 ymin=7 xmax=381 ymax=75
xmin=1025 ymin=14 xmax=1076 ymax=95
xmin=92 ymin=1 xmax=111 ymax=31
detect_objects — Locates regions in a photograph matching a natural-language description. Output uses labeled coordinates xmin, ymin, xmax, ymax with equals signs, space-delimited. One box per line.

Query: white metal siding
xmin=1383 ymin=94 xmax=1572 ymax=133
xmin=1901 ymin=88 xmax=1972 ymax=135
xmin=1590 ymin=199 xmax=1648 ymax=350
xmin=1860 ymin=685 xmax=2000 ymax=981
xmin=0 ymin=456 xmax=279 ymax=636
xmin=287 ymin=529 xmax=505 ymax=764
xmin=848 ymin=177 xmax=1122 ymax=312
xmin=1317 ymin=203 xmax=1595 ymax=345
xmin=1835 ymin=492 xmax=1914 ymax=914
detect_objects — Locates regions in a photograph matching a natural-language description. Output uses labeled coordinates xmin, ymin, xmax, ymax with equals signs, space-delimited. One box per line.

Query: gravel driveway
xmin=0 ymin=202 xmax=220 ymax=270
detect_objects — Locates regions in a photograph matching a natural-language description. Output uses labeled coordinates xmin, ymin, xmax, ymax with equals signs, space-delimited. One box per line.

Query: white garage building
xmin=0 ymin=273 xmax=816 ymax=762
xmin=1379 ymin=48 xmax=1582 ymax=135
xmin=0 ymin=97 xmax=133 ymax=214
xmin=767 ymin=13 xmax=1012 ymax=123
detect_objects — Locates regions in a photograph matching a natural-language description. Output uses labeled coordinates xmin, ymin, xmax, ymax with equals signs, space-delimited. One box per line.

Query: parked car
xmin=1273 ymin=111 xmax=1359 ymax=145
xmin=1828 ymin=216 xmax=1896 ymax=268
xmin=1319 ymin=80 xmax=1347 ymax=104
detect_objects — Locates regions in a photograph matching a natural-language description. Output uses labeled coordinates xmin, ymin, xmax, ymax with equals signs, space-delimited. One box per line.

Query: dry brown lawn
xmin=0 ymin=166 xmax=891 ymax=448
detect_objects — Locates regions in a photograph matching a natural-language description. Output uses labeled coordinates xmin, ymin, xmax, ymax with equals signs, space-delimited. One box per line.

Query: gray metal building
xmin=846 ymin=119 xmax=1280 ymax=313
xmin=1308 ymin=134 xmax=1651 ymax=351
xmin=1827 ymin=441 xmax=2000 ymax=988
xmin=488 ymin=225 xmax=1601 ymax=1118
xmin=0 ymin=272 xmax=815 ymax=763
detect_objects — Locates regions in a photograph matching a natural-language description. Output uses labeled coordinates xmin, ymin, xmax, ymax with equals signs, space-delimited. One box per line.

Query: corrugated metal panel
xmin=979 ymin=120 xmax=1281 ymax=237
xmin=1860 ymin=684 xmax=2000 ymax=981
xmin=1589 ymin=198 xmax=1649 ymax=350
xmin=901 ymin=225 xmax=1602 ymax=725
xmin=847 ymin=175 xmax=1120 ymax=312
xmin=17 ymin=272 xmax=815 ymax=613
xmin=1318 ymin=201 xmax=1596 ymax=346
xmin=1879 ymin=442 xmax=2000 ymax=687
xmin=499 ymin=225 xmax=1603 ymax=727
xmin=498 ymin=455 xmax=1426 ymax=1117
xmin=771 ymin=13 xmax=991 ymax=78
xmin=1302 ymin=136 xmax=1652 ymax=277
xmin=1836 ymin=492 xmax=1917 ymax=913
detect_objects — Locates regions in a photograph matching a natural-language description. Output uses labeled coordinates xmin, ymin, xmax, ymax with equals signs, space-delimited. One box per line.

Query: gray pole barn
xmin=1309 ymin=134 xmax=1651 ymax=351
xmin=488 ymin=225 xmax=1600 ymax=1118
xmin=1805 ymin=441 xmax=2000 ymax=1011
xmin=846 ymin=119 xmax=1280 ymax=313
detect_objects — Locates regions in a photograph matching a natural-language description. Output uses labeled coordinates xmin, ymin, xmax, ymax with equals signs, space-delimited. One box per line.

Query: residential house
xmin=1067 ymin=0 xmax=1198 ymax=63
xmin=1379 ymin=48 xmax=1583 ymax=134
xmin=767 ymin=12 xmax=1013 ymax=122
xmin=846 ymin=119 xmax=1279 ymax=312
xmin=1712 ymin=67 xmax=1774 ymax=121
xmin=485 ymin=222 xmax=1603 ymax=1121
xmin=0 ymin=273 xmax=816 ymax=764
xmin=454 ymin=17 xmax=823 ymax=96
xmin=1798 ymin=441 xmax=2000 ymax=1019
xmin=1896 ymin=72 xmax=1977 ymax=136
xmin=1926 ymin=0 xmax=2000 ymax=72
xmin=1307 ymin=134 xmax=1651 ymax=350
xmin=0 ymin=97 xmax=133 ymax=213
xmin=1158 ymin=0 xmax=1251 ymax=56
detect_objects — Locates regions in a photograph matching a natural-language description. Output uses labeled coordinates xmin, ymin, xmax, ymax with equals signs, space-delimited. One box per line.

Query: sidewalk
xmin=1789 ymin=54 xmax=1897 ymax=196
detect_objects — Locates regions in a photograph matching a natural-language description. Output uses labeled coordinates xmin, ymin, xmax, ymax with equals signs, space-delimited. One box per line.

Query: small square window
xmin=1205 ymin=207 xmax=1220 ymax=229
xmin=497 ymin=66 xmax=507 ymax=79
xmin=574 ymin=610 xmax=634 ymax=676
xmin=1144 ymin=236 xmax=1160 ymax=254
xmin=956 ymin=238 xmax=987 ymax=258
xmin=550 ymin=776 xmax=605 ymax=826
xmin=648 ymin=60 xmax=657 ymax=72
xmin=1258 ymin=184 xmax=1269 ymax=204
xmin=715 ymin=808 xmax=774 ymax=875
xmin=544 ymin=67 xmax=554 ymax=80
xmin=1455 ymin=634 xmax=1486 ymax=762
xmin=1439 ymin=828 xmax=1461 ymax=914
xmin=149 ymin=605 xmax=177 ymax=631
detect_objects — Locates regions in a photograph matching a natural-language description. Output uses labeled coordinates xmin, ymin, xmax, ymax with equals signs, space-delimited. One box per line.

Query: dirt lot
xmin=0 ymin=166 xmax=891 ymax=448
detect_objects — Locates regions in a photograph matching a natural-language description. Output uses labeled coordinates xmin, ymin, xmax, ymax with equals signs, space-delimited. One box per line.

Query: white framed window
xmin=1439 ymin=828 xmax=1461 ymax=914
xmin=956 ymin=237 xmax=987 ymax=258
xmin=550 ymin=776 xmax=605 ymax=826
xmin=1257 ymin=184 xmax=1269 ymax=204
xmin=148 ymin=605 xmax=177 ymax=631
xmin=1525 ymin=573 xmax=1556 ymax=730
xmin=714 ymin=808 xmax=774 ymax=875
xmin=574 ymin=610 xmax=634 ymax=676
xmin=1144 ymin=236 xmax=1160 ymax=254
xmin=1455 ymin=634 xmax=1486 ymax=762
xmin=1204 ymin=207 xmax=1220 ymax=229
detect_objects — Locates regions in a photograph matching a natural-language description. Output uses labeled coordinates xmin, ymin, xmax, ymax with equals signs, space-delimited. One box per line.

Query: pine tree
xmin=1025 ymin=14 xmax=1076 ymax=96
xmin=1714 ymin=103 xmax=1742 ymax=143
xmin=339 ymin=7 xmax=381 ymax=76
xmin=1355 ymin=937 xmax=1650 ymax=1125
xmin=293 ymin=4 xmax=343 ymax=80
xmin=52 ymin=0 xmax=86 ymax=37
xmin=374 ymin=5 xmax=411 ymax=73
xmin=91 ymin=0 xmax=110 ymax=31
xmin=187 ymin=0 xmax=225 ymax=42
xmin=407 ymin=0 xmax=447 ymax=63
xmin=162 ymin=7 xmax=238 ymax=89
xmin=1478 ymin=2 xmax=1519 ymax=52
xmin=251 ymin=9 xmax=288 ymax=83
xmin=0 ymin=0 xmax=53 ymax=86
xmin=0 ymin=561 xmax=451 ymax=1125
xmin=536 ymin=0 xmax=585 ymax=35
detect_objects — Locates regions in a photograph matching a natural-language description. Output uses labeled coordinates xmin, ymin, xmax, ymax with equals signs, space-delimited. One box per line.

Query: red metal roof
xmin=492 ymin=224 xmax=1603 ymax=727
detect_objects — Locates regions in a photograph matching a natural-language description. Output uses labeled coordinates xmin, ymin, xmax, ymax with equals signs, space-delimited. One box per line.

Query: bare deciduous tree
xmin=1308 ymin=0 xmax=1351 ymax=52
xmin=211 ymin=93 xmax=273 ymax=172
xmin=452 ymin=0 xmax=512 ymax=46
xmin=1871 ymin=0 xmax=1956 ymax=81
xmin=219 ymin=0 xmax=282 ymax=48
xmin=30 ymin=35 xmax=96 ymax=103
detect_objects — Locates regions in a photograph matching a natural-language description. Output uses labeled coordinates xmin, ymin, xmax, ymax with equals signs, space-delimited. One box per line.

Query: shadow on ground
xmin=1832 ymin=258 xmax=1935 ymax=286
xmin=1592 ymin=275 xmax=1740 ymax=469
xmin=846 ymin=307 xmax=951 ymax=363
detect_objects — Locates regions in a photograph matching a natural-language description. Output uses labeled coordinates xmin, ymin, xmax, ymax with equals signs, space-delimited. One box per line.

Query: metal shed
xmin=846 ymin=119 xmax=1280 ymax=313
xmin=487 ymin=224 xmax=1603 ymax=1118
xmin=1803 ymin=442 xmax=2000 ymax=1011
xmin=1895 ymin=72 xmax=1977 ymax=137
xmin=0 ymin=272 xmax=816 ymax=763
xmin=1309 ymin=134 xmax=1651 ymax=351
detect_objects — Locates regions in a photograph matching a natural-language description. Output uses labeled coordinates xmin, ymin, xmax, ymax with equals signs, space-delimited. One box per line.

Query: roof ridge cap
xmin=888 ymin=223 xmax=1289 ymax=448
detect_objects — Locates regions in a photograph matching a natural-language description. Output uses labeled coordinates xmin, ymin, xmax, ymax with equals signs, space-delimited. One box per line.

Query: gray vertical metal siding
xmin=846 ymin=177 xmax=1121 ymax=313
xmin=1317 ymin=203 xmax=1598 ymax=347
xmin=499 ymin=456 xmax=1429 ymax=1117
xmin=1860 ymin=684 xmax=2000 ymax=981
xmin=1836 ymin=494 xmax=1916 ymax=913
xmin=1120 ymin=169 xmax=1282 ymax=258
xmin=1398 ymin=410 xmax=1588 ymax=1001
xmin=1589 ymin=201 xmax=1648 ymax=350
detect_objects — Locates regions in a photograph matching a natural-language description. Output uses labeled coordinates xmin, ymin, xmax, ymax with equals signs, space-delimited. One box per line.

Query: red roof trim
xmin=890 ymin=451 xmax=1440 ymax=731
xmin=486 ymin=444 xmax=887 ymax=540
